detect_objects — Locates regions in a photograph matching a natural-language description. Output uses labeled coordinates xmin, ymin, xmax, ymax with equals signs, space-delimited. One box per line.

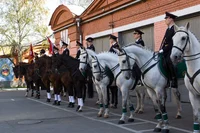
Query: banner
xmin=0 ymin=58 xmax=14 ymax=81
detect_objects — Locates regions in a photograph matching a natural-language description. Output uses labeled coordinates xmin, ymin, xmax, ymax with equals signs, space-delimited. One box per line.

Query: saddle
xmin=158 ymin=54 xmax=187 ymax=80
xmin=105 ymin=66 xmax=114 ymax=86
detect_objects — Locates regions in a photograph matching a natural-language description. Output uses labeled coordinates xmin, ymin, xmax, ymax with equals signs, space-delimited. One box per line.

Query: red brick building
xmin=49 ymin=0 xmax=200 ymax=57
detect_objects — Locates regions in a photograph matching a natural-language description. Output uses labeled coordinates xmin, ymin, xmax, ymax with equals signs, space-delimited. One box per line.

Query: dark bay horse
xmin=13 ymin=62 xmax=35 ymax=97
xmin=52 ymin=54 xmax=86 ymax=112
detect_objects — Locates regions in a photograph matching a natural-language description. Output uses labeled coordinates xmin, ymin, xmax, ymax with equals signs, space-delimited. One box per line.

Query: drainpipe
xmin=76 ymin=18 xmax=82 ymax=43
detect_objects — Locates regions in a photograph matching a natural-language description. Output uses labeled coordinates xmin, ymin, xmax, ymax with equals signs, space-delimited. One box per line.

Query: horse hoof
xmin=175 ymin=115 xmax=182 ymax=119
xmin=57 ymin=101 xmax=61 ymax=106
xmin=134 ymin=110 xmax=139 ymax=113
xmin=118 ymin=120 xmax=125 ymax=124
xmin=25 ymin=95 xmax=28 ymax=97
xmin=97 ymin=114 xmax=102 ymax=117
xmin=53 ymin=101 xmax=57 ymax=105
xmin=31 ymin=94 xmax=34 ymax=97
xmin=46 ymin=99 xmax=50 ymax=103
xmin=71 ymin=103 xmax=75 ymax=108
xmin=128 ymin=118 xmax=134 ymax=122
xmin=154 ymin=115 xmax=157 ymax=119
xmin=138 ymin=110 xmax=144 ymax=114
xmin=153 ymin=128 xmax=161 ymax=132
xmin=161 ymin=129 xmax=169 ymax=133
xmin=104 ymin=114 xmax=109 ymax=118
xmin=78 ymin=109 xmax=82 ymax=112
xmin=76 ymin=106 xmax=80 ymax=112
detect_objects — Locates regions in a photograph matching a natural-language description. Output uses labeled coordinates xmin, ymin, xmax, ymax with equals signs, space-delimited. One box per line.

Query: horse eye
xmin=181 ymin=37 xmax=186 ymax=41
xmin=122 ymin=60 xmax=126 ymax=63
xmin=83 ymin=56 xmax=86 ymax=59
xmin=94 ymin=65 xmax=97 ymax=68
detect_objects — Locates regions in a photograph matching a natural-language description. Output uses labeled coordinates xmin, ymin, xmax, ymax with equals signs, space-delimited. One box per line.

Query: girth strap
xmin=142 ymin=61 xmax=159 ymax=79
xmin=186 ymin=69 xmax=200 ymax=94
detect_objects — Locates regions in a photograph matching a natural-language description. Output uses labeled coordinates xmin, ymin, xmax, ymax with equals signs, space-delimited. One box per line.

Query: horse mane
xmin=123 ymin=43 xmax=154 ymax=54
xmin=85 ymin=49 xmax=97 ymax=56
xmin=96 ymin=51 xmax=118 ymax=62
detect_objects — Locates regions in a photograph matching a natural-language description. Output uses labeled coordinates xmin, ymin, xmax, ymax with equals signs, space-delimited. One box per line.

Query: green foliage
xmin=0 ymin=0 xmax=50 ymax=53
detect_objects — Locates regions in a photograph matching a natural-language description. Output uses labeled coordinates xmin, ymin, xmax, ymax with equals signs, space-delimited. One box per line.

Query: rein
xmin=173 ymin=30 xmax=200 ymax=94
xmin=173 ymin=30 xmax=200 ymax=61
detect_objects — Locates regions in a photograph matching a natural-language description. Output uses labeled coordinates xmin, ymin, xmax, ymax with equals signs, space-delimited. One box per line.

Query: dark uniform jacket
xmin=76 ymin=49 xmax=80 ymax=59
xmin=87 ymin=44 xmax=95 ymax=51
xmin=109 ymin=42 xmax=120 ymax=54
xmin=135 ymin=38 xmax=145 ymax=47
xmin=160 ymin=25 xmax=175 ymax=57
xmin=62 ymin=48 xmax=70 ymax=56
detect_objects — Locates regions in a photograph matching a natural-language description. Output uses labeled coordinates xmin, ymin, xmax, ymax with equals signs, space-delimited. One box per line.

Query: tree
xmin=60 ymin=0 xmax=94 ymax=9
xmin=0 ymin=0 xmax=50 ymax=61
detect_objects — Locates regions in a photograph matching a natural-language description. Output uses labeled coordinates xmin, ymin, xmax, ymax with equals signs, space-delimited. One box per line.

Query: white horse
xmin=114 ymin=44 xmax=182 ymax=133
xmin=91 ymin=51 xmax=138 ymax=123
xmin=170 ymin=23 xmax=200 ymax=133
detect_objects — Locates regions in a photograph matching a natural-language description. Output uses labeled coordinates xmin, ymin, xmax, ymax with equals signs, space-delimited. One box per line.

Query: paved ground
xmin=0 ymin=90 xmax=193 ymax=133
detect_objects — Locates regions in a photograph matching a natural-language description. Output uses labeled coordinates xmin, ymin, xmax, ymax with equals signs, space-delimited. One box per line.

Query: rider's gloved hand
xmin=159 ymin=49 xmax=163 ymax=53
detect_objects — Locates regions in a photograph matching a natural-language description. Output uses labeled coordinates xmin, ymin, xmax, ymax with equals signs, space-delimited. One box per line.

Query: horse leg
xmin=189 ymin=91 xmax=200 ymax=133
xmin=68 ymin=83 xmax=75 ymax=108
xmin=146 ymin=89 xmax=162 ymax=132
xmin=110 ymin=86 xmax=115 ymax=108
xmin=83 ymin=84 xmax=86 ymax=103
xmin=96 ymin=84 xmax=104 ymax=117
xmin=107 ymin=86 xmax=110 ymax=106
xmin=118 ymin=86 xmax=128 ymax=124
xmin=63 ymin=86 xmax=67 ymax=97
xmin=75 ymin=82 xmax=84 ymax=112
xmin=114 ymin=86 xmax=118 ymax=108
xmin=53 ymin=83 xmax=58 ymax=105
xmin=102 ymin=85 xmax=109 ymax=118
xmin=135 ymin=88 xmax=140 ymax=113
xmin=25 ymin=82 xmax=29 ymax=97
xmin=45 ymin=80 xmax=51 ymax=102
xmin=138 ymin=89 xmax=145 ymax=114
xmin=156 ymin=89 xmax=169 ymax=133
xmin=171 ymin=87 xmax=182 ymax=119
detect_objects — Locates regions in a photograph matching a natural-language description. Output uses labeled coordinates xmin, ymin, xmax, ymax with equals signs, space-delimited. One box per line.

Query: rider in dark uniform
xmin=62 ymin=41 xmax=69 ymax=56
xmin=86 ymin=37 xmax=95 ymax=98
xmin=76 ymin=41 xmax=82 ymax=59
xmin=159 ymin=12 xmax=178 ymax=88
xmin=133 ymin=29 xmax=145 ymax=46
xmin=53 ymin=46 xmax=59 ymax=56
xmin=133 ymin=29 xmax=145 ymax=86
xmin=109 ymin=34 xmax=119 ymax=108
xmin=86 ymin=37 xmax=95 ymax=51
xmin=109 ymin=34 xmax=120 ymax=54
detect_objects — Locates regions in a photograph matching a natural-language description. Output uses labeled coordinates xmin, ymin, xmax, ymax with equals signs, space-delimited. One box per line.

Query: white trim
xmin=85 ymin=4 xmax=200 ymax=39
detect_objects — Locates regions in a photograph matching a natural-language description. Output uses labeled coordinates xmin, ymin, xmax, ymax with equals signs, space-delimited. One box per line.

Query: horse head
xmin=171 ymin=23 xmax=190 ymax=63
xmin=91 ymin=55 xmax=105 ymax=82
xmin=13 ymin=65 xmax=19 ymax=78
xmin=113 ymin=47 xmax=136 ymax=80
xmin=79 ymin=47 xmax=89 ymax=72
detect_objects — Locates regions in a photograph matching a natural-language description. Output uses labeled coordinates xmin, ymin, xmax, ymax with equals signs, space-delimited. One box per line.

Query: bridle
xmin=79 ymin=51 xmax=89 ymax=66
xmin=118 ymin=49 xmax=136 ymax=72
xmin=92 ymin=56 xmax=120 ymax=80
xmin=172 ymin=30 xmax=200 ymax=61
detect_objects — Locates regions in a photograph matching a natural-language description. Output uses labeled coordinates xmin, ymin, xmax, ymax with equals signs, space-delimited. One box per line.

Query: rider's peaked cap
xmin=133 ymin=29 xmax=144 ymax=35
xmin=40 ymin=49 xmax=45 ymax=54
xmin=86 ymin=37 xmax=94 ymax=42
xmin=76 ymin=41 xmax=83 ymax=46
xmin=165 ymin=12 xmax=177 ymax=19
xmin=62 ymin=41 xmax=68 ymax=47
xmin=109 ymin=34 xmax=117 ymax=40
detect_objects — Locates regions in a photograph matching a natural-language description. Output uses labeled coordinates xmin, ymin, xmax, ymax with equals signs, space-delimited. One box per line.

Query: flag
xmin=28 ymin=44 xmax=34 ymax=63
xmin=47 ymin=37 xmax=53 ymax=55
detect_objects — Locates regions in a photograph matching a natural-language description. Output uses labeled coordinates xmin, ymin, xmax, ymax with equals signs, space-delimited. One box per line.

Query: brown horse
xmin=13 ymin=62 xmax=35 ymax=97
xmin=52 ymin=54 xmax=87 ymax=112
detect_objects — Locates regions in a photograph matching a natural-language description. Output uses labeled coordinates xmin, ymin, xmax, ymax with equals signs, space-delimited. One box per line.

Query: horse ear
xmin=185 ymin=22 xmax=190 ymax=30
xmin=174 ymin=24 xmax=179 ymax=32
xmin=91 ymin=55 xmax=95 ymax=59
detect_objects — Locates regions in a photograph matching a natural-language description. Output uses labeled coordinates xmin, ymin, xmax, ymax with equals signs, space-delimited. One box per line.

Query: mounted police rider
xmin=86 ymin=37 xmax=95 ymax=98
xmin=86 ymin=37 xmax=95 ymax=51
xmin=109 ymin=34 xmax=119 ymax=108
xmin=133 ymin=29 xmax=145 ymax=46
xmin=62 ymin=41 xmax=69 ymax=56
xmin=159 ymin=12 xmax=178 ymax=88
xmin=109 ymin=34 xmax=120 ymax=54
xmin=76 ymin=41 xmax=83 ymax=59
xmin=40 ymin=49 xmax=46 ymax=57
xmin=53 ymin=46 xmax=59 ymax=56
